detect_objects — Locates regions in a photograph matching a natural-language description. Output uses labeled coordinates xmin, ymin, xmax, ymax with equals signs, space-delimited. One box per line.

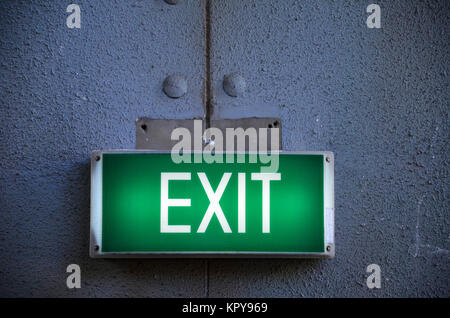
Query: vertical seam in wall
xmin=204 ymin=0 xmax=213 ymax=129
xmin=203 ymin=0 xmax=212 ymax=298
xmin=204 ymin=260 xmax=210 ymax=298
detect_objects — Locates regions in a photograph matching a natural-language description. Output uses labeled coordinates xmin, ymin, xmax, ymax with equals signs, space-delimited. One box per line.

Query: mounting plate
xmin=136 ymin=117 xmax=282 ymax=151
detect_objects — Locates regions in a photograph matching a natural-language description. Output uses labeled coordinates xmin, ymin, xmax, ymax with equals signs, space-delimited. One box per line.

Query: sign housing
xmin=90 ymin=151 xmax=334 ymax=258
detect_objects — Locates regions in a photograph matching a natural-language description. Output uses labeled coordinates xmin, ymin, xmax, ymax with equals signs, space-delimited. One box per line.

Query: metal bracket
xmin=136 ymin=117 xmax=282 ymax=151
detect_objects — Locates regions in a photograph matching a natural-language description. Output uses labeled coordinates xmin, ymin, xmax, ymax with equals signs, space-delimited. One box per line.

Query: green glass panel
xmin=101 ymin=153 xmax=324 ymax=253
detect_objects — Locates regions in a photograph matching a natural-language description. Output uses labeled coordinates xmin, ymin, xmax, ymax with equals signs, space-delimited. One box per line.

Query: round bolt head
xmin=164 ymin=0 xmax=179 ymax=5
xmin=163 ymin=74 xmax=187 ymax=99
xmin=223 ymin=73 xmax=246 ymax=97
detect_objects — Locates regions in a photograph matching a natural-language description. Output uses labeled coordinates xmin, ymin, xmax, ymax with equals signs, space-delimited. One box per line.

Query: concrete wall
xmin=0 ymin=0 xmax=448 ymax=297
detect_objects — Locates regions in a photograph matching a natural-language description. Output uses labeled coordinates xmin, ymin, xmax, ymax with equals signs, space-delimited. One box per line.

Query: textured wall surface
xmin=209 ymin=0 xmax=449 ymax=297
xmin=0 ymin=0 xmax=206 ymax=297
xmin=0 ymin=0 xmax=449 ymax=297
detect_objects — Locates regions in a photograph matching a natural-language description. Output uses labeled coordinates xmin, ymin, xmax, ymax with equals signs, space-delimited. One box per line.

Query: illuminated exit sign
xmin=90 ymin=151 xmax=334 ymax=258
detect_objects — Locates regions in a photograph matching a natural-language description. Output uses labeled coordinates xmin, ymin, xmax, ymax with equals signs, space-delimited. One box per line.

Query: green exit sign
xmin=90 ymin=151 xmax=334 ymax=258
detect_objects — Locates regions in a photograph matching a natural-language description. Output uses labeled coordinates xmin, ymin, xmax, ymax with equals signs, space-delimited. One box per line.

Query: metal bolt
xmin=326 ymin=245 xmax=331 ymax=252
xmin=223 ymin=73 xmax=246 ymax=97
xmin=94 ymin=245 xmax=99 ymax=251
xmin=164 ymin=0 xmax=179 ymax=5
xmin=95 ymin=155 xmax=101 ymax=161
xmin=163 ymin=74 xmax=187 ymax=98
xmin=326 ymin=157 xmax=331 ymax=163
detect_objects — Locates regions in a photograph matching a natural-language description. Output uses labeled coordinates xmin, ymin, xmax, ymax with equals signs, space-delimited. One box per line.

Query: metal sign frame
xmin=90 ymin=150 xmax=334 ymax=258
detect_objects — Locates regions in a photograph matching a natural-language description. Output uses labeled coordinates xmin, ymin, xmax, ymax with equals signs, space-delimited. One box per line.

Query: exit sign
xmin=90 ymin=151 xmax=334 ymax=258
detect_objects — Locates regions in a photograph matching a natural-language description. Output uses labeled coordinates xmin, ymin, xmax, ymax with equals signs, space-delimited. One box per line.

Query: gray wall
xmin=0 ymin=0 xmax=448 ymax=297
